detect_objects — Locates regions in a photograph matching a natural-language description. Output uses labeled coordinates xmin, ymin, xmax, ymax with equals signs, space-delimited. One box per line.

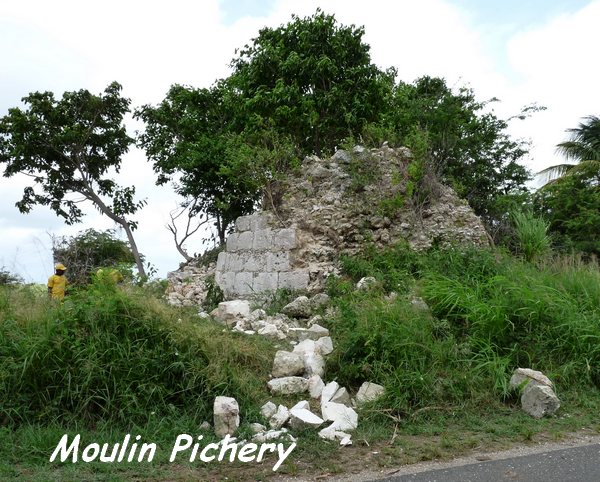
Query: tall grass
xmin=512 ymin=210 xmax=551 ymax=262
xmin=0 ymin=280 xmax=274 ymax=427
xmin=328 ymin=244 xmax=600 ymax=415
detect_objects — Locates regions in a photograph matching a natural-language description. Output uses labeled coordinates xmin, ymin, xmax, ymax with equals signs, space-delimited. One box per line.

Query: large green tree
xmin=229 ymin=9 xmax=393 ymax=157
xmin=136 ymin=83 xmax=260 ymax=245
xmin=367 ymin=76 xmax=531 ymax=223
xmin=0 ymin=82 xmax=147 ymax=277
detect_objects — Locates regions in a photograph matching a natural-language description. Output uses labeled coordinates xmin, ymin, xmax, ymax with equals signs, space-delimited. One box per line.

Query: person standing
xmin=48 ymin=263 xmax=68 ymax=300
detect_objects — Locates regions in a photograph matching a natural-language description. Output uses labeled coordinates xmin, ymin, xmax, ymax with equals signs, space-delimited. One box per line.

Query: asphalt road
xmin=380 ymin=443 xmax=600 ymax=482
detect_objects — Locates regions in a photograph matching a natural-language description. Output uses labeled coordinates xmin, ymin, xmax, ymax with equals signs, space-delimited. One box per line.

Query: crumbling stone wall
xmin=215 ymin=214 xmax=310 ymax=298
xmin=168 ymin=145 xmax=490 ymax=302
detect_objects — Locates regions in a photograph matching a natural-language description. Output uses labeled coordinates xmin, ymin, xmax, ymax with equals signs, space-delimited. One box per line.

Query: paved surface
xmin=381 ymin=443 xmax=600 ymax=482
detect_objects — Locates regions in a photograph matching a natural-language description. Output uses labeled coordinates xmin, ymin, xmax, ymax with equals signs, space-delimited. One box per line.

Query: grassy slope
xmin=1 ymin=245 xmax=600 ymax=480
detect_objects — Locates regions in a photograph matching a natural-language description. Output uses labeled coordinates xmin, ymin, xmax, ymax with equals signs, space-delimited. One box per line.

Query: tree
xmin=537 ymin=115 xmax=600 ymax=184
xmin=365 ymin=76 xmax=531 ymax=224
xmin=52 ymin=229 xmax=136 ymax=285
xmin=534 ymin=162 xmax=600 ymax=256
xmin=229 ymin=9 xmax=393 ymax=157
xmin=0 ymin=82 xmax=147 ymax=277
xmin=136 ymin=83 xmax=260 ymax=245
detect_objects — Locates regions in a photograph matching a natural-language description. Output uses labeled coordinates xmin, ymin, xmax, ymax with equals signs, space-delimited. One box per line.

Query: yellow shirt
xmin=48 ymin=274 xmax=68 ymax=300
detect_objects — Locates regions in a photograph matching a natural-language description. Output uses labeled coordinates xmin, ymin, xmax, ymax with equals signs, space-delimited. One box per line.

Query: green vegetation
xmin=2 ymin=243 xmax=600 ymax=480
xmin=51 ymin=229 xmax=137 ymax=286
xmin=0 ymin=82 xmax=147 ymax=277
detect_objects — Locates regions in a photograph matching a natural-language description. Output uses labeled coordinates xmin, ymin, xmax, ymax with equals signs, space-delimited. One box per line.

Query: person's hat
xmin=54 ymin=263 xmax=67 ymax=271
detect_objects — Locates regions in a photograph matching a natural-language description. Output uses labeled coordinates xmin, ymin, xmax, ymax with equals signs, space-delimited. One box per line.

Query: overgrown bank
xmin=1 ymin=244 xmax=600 ymax=480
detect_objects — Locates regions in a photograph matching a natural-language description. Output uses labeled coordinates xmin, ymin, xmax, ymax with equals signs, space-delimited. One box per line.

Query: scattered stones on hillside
xmin=509 ymin=368 xmax=560 ymax=418
xmin=308 ymin=375 xmax=325 ymax=399
xmin=213 ymin=396 xmax=240 ymax=438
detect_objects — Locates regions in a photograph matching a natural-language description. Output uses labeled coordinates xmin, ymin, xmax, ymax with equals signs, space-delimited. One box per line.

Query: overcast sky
xmin=1 ymin=0 xmax=599 ymax=283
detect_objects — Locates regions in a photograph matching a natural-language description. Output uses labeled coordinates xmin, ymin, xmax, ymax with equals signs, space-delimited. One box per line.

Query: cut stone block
xmin=260 ymin=401 xmax=277 ymax=419
xmin=216 ymin=251 xmax=228 ymax=272
xmin=330 ymin=387 xmax=351 ymax=406
xmin=214 ymin=300 xmax=251 ymax=324
xmin=269 ymin=405 xmax=290 ymax=429
xmin=233 ymin=272 xmax=253 ymax=296
xmin=355 ymin=382 xmax=385 ymax=405
xmin=235 ymin=215 xmax=252 ymax=232
xmin=266 ymin=251 xmax=291 ymax=272
xmin=272 ymin=228 xmax=297 ymax=250
xmin=272 ymin=350 xmax=305 ymax=377
xmin=308 ymin=375 xmax=325 ymax=399
xmin=321 ymin=402 xmax=358 ymax=431
xmin=267 ymin=377 xmax=309 ymax=395
xmin=253 ymin=229 xmax=273 ymax=250
xmin=303 ymin=352 xmax=325 ymax=378
xmin=316 ymin=337 xmax=334 ymax=356
xmin=279 ymin=271 xmax=310 ymax=291
xmin=289 ymin=408 xmax=324 ymax=430
xmin=321 ymin=381 xmax=340 ymax=403
xmin=293 ymin=339 xmax=317 ymax=355
xmin=213 ymin=396 xmax=240 ymax=438
xmin=253 ymin=272 xmax=279 ymax=292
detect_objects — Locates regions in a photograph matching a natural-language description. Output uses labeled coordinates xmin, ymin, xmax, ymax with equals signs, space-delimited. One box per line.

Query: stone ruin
xmin=166 ymin=145 xmax=490 ymax=305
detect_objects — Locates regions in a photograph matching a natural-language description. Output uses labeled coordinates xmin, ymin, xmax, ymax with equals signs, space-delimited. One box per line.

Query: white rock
xmin=521 ymin=384 xmax=561 ymax=419
xmin=282 ymin=296 xmax=313 ymax=318
xmin=291 ymin=400 xmax=310 ymax=411
xmin=260 ymin=401 xmax=277 ymax=419
xmin=199 ymin=421 xmax=211 ymax=431
xmin=340 ymin=436 xmax=352 ymax=446
xmin=215 ymin=300 xmax=251 ymax=325
xmin=293 ymin=339 xmax=317 ymax=355
xmin=321 ymin=381 xmax=340 ymax=403
xmin=272 ymin=350 xmax=305 ymax=377
xmin=267 ymin=377 xmax=309 ymax=395
xmin=355 ymin=382 xmax=385 ymax=405
xmin=257 ymin=323 xmax=279 ymax=338
xmin=321 ymin=402 xmax=358 ymax=431
xmin=509 ymin=368 xmax=553 ymax=390
xmin=213 ymin=396 xmax=240 ymax=438
xmin=250 ymin=423 xmax=266 ymax=434
xmin=308 ymin=375 xmax=325 ymax=399
xmin=315 ymin=337 xmax=334 ymax=356
xmin=318 ymin=424 xmax=353 ymax=441
xmin=289 ymin=408 xmax=324 ymax=430
xmin=252 ymin=429 xmax=296 ymax=443
xmin=269 ymin=405 xmax=290 ymax=429
xmin=249 ymin=309 xmax=267 ymax=321
xmin=308 ymin=324 xmax=329 ymax=338
xmin=198 ymin=311 xmax=210 ymax=319
xmin=307 ymin=315 xmax=323 ymax=327
xmin=330 ymin=387 xmax=351 ymax=406
xmin=356 ymin=276 xmax=377 ymax=290
xmin=303 ymin=352 xmax=325 ymax=378
xmin=310 ymin=293 xmax=330 ymax=310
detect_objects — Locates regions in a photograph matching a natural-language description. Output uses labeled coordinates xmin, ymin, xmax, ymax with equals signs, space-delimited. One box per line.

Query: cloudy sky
xmin=1 ymin=0 xmax=598 ymax=283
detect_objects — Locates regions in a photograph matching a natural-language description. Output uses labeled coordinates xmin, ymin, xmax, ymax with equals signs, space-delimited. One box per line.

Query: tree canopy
xmin=0 ymin=82 xmax=147 ymax=276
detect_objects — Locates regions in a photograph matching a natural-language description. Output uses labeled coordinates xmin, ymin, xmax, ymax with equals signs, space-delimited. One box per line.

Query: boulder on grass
xmin=355 ymin=382 xmax=385 ymax=405
xmin=272 ymin=350 xmax=305 ymax=377
xmin=282 ymin=296 xmax=313 ymax=318
xmin=213 ymin=396 xmax=240 ymax=438
xmin=521 ymin=384 xmax=560 ymax=419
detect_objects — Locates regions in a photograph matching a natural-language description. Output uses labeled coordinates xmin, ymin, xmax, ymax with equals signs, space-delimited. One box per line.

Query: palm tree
xmin=537 ymin=115 xmax=600 ymax=186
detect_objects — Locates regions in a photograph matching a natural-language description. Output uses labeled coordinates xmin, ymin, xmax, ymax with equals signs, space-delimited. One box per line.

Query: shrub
xmin=511 ymin=210 xmax=550 ymax=262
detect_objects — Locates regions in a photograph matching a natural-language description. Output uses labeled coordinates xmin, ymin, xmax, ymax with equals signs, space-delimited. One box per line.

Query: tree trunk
xmin=85 ymin=189 xmax=147 ymax=278
xmin=119 ymin=220 xmax=147 ymax=278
